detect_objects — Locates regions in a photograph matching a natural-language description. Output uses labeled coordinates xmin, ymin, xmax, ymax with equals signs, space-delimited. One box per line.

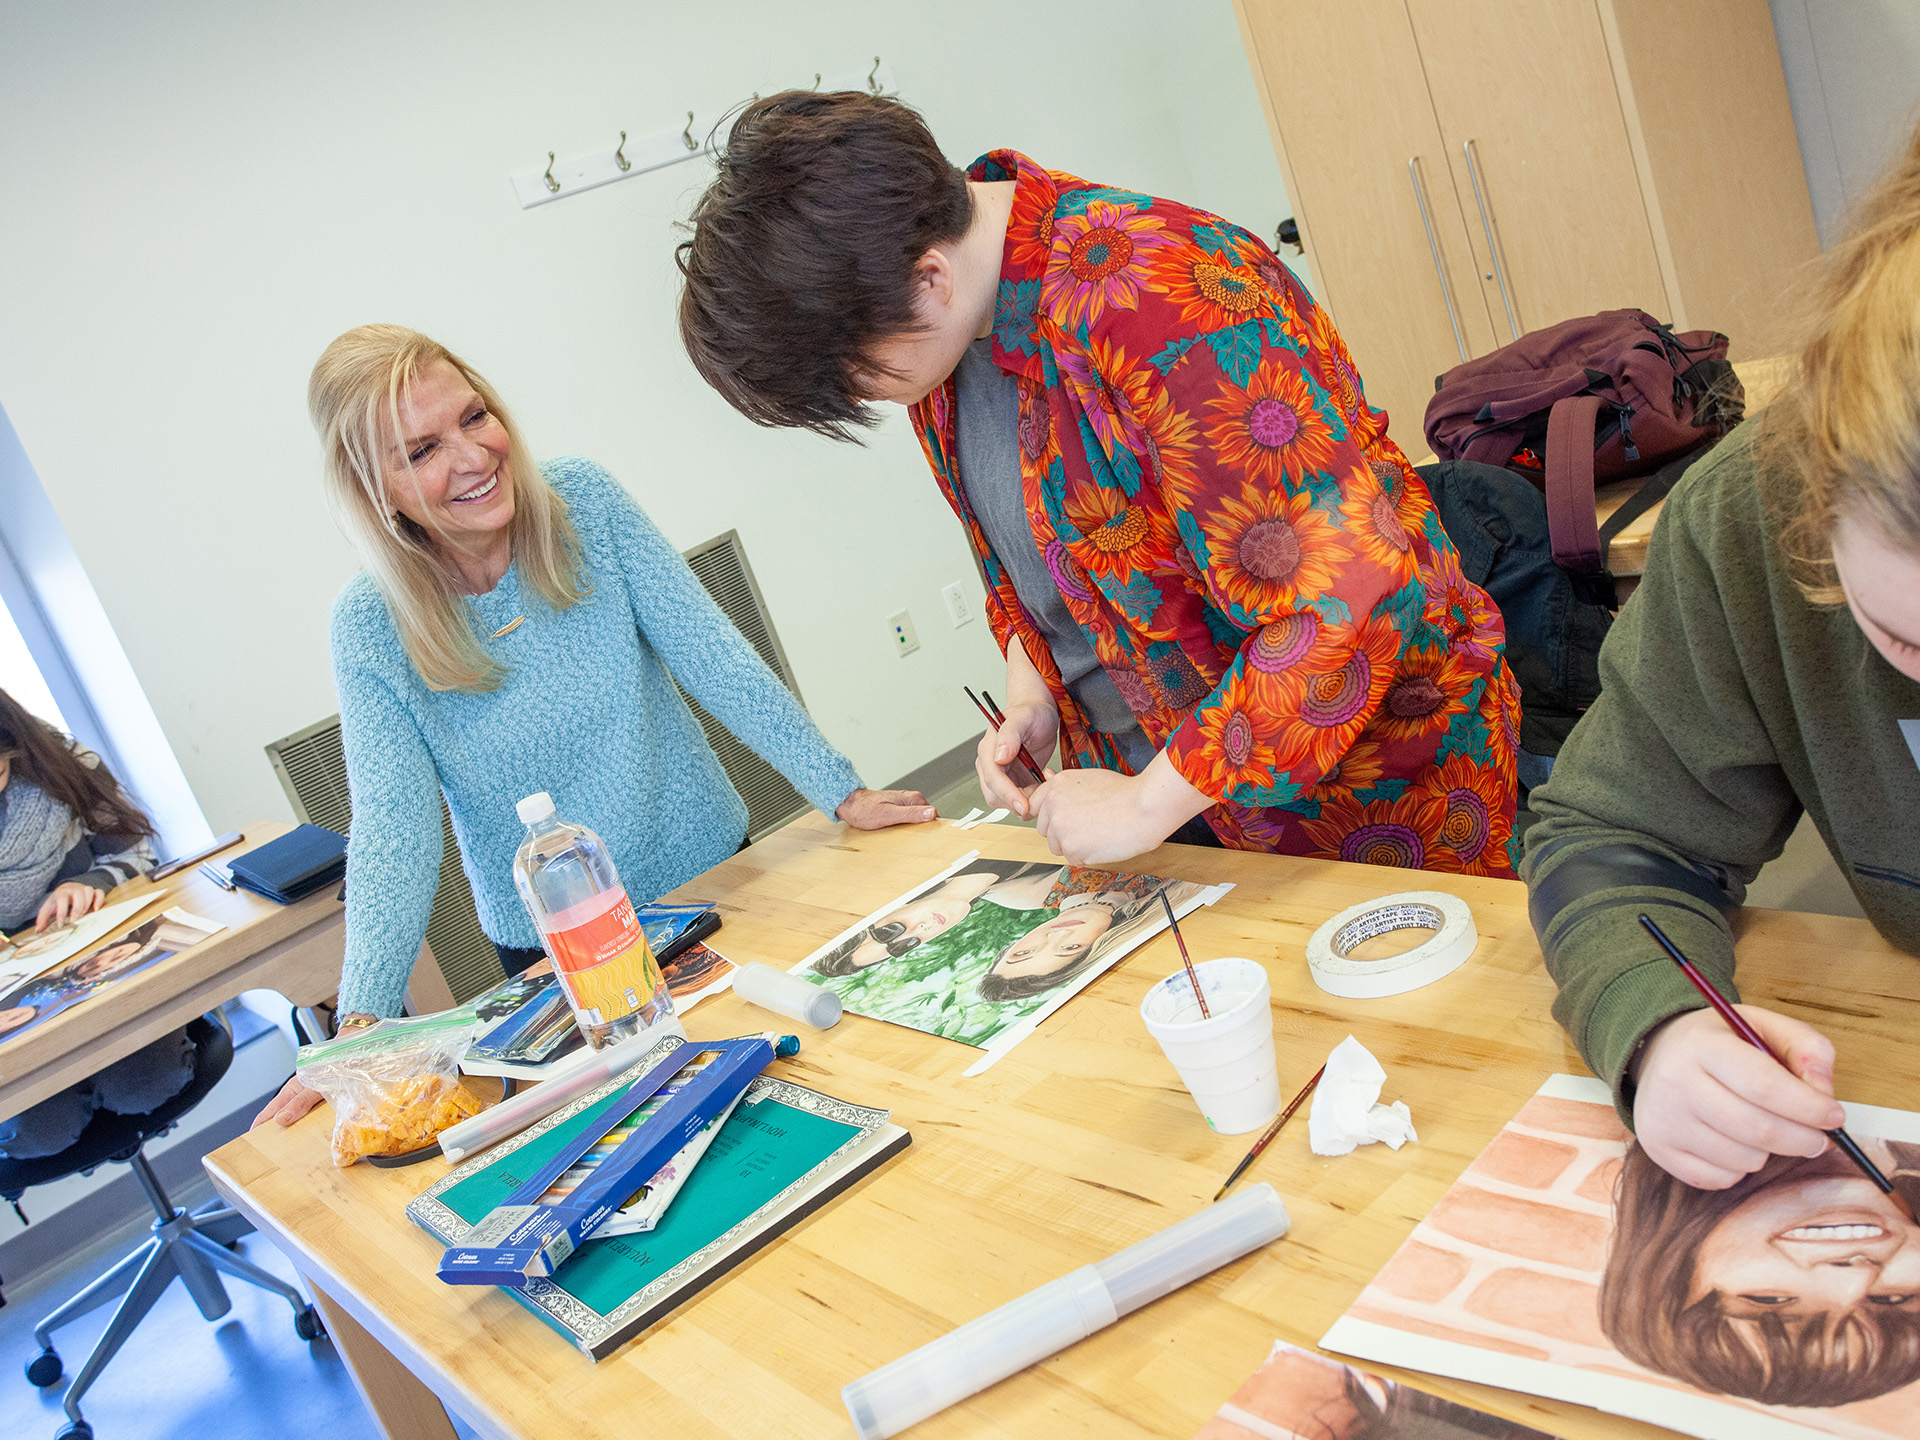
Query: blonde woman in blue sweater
xmin=255 ymin=324 xmax=931 ymax=1129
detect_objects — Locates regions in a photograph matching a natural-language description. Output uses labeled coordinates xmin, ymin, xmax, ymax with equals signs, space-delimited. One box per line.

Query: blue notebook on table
xmin=226 ymin=824 xmax=348 ymax=904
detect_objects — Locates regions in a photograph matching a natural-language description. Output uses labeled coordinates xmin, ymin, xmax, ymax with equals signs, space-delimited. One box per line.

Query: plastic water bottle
xmin=512 ymin=792 xmax=675 ymax=1049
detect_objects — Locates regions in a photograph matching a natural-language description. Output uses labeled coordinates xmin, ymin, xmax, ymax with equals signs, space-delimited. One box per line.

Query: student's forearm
xmin=1135 ymin=750 xmax=1215 ymax=831
xmin=1003 ymin=635 xmax=1055 ymax=714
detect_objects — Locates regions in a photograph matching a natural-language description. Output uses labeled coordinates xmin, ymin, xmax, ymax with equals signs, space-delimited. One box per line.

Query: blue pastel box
xmin=436 ymin=1035 xmax=773 ymax=1287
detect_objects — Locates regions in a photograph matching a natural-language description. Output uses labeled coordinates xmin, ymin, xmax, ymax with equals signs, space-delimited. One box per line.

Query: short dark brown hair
xmin=676 ymin=90 xmax=973 ymax=441
xmin=1600 ymin=1140 xmax=1920 ymax=1405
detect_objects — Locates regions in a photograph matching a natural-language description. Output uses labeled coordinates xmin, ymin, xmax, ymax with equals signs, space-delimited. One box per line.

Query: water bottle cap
xmin=516 ymin=792 xmax=555 ymax=825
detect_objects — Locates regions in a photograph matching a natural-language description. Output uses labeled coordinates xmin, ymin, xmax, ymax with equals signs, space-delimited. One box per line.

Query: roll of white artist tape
xmin=1305 ymin=891 xmax=1478 ymax=999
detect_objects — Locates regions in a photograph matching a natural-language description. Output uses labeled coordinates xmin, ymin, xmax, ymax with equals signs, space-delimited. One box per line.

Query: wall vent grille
xmin=678 ymin=531 xmax=809 ymax=842
xmin=265 ymin=718 xmax=501 ymax=1005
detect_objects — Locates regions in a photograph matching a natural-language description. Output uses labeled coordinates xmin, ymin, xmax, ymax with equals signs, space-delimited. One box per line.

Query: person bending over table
xmin=1524 ymin=122 xmax=1920 ymax=1192
xmin=254 ymin=325 xmax=931 ymax=1129
xmin=676 ymin=91 xmax=1519 ymax=875
xmin=0 ymin=690 xmax=184 ymax=1159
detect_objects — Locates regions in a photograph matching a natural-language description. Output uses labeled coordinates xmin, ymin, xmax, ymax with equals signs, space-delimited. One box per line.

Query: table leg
xmin=306 ymin=1278 xmax=458 ymax=1440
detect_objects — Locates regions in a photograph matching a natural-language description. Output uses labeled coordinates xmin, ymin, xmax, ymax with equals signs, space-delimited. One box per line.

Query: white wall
xmin=1770 ymin=0 xmax=1920 ymax=243
xmin=0 ymin=0 xmax=1293 ymax=833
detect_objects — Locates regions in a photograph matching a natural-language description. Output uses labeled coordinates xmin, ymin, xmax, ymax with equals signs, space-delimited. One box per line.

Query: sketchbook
xmin=408 ymin=1065 xmax=909 ymax=1359
xmin=1322 ymin=1074 xmax=1920 ymax=1440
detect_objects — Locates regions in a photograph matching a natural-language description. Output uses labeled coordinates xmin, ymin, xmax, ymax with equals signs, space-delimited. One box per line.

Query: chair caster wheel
xmin=294 ymin=1305 xmax=326 ymax=1342
xmin=26 ymin=1349 xmax=62 ymax=1387
xmin=56 ymin=1421 xmax=92 ymax=1439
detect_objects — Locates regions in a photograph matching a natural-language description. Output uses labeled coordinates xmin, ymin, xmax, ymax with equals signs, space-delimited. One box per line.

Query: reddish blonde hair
xmin=1769 ymin=120 xmax=1920 ymax=602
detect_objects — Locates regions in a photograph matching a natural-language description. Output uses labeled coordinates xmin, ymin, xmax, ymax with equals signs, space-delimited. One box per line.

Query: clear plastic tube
xmin=437 ymin=1017 xmax=685 ymax=1163
xmin=841 ymin=1184 xmax=1289 ymax=1439
xmin=734 ymin=962 xmax=842 ymax=1029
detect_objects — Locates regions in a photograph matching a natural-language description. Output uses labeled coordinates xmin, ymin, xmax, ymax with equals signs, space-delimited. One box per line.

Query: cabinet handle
xmin=1463 ymin=139 xmax=1521 ymax=341
xmin=1408 ymin=156 xmax=1467 ymax=363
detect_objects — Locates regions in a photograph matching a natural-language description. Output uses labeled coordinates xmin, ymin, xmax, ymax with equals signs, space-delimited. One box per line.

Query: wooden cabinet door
xmin=1404 ymin=0 xmax=1671 ymax=337
xmin=1235 ymin=0 xmax=1499 ymax=455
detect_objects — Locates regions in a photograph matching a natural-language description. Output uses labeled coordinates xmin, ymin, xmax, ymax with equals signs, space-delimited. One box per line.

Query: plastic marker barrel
xmin=841 ymin=1184 xmax=1289 ymax=1438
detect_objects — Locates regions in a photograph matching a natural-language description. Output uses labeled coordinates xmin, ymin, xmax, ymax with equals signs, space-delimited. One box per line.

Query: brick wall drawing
xmin=1321 ymin=1074 xmax=1920 ymax=1440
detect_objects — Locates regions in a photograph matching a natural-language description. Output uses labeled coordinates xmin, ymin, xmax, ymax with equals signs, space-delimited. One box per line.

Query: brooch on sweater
xmin=490 ymin=616 xmax=525 ymax=638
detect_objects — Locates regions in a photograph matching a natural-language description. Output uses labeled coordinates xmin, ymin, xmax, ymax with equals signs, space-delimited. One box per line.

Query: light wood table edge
xmin=0 ymin=821 xmax=350 ymax=1120
xmin=305 ymin=1283 xmax=461 ymax=1440
xmin=205 ymin=1155 xmax=495 ymax=1440
xmin=0 ymin=908 xmax=345 ymax=1118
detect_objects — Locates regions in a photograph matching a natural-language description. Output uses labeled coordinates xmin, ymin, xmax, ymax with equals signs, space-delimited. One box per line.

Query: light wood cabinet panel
xmin=1602 ymin=0 xmax=1822 ymax=356
xmin=1234 ymin=0 xmax=1499 ymax=454
xmin=1404 ymin=0 xmax=1671 ymax=337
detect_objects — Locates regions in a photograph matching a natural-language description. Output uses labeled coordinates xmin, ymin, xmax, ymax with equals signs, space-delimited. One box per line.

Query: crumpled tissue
xmin=1307 ymin=1034 xmax=1418 ymax=1157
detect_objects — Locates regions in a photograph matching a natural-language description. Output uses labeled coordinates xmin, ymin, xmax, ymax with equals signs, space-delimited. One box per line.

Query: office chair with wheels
xmin=1 ymin=1012 xmax=326 ymax=1440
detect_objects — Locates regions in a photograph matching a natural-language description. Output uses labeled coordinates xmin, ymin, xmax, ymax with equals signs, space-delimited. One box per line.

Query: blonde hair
xmin=309 ymin=325 xmax=585 ymax=691
xmin=1769 ymin=120 xmax=1920 ymax=604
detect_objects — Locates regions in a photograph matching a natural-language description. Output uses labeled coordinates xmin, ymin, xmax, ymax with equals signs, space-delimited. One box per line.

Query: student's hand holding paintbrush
xmin=1632 ymin=1002 xmax=1848 ymax=1191
xmin=972 ymin=639 xmax=1058 ymax=817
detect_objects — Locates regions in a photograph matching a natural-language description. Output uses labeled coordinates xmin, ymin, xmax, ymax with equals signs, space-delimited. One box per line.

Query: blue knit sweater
xmin=330 ymin=457 xmax=864 ymax=1018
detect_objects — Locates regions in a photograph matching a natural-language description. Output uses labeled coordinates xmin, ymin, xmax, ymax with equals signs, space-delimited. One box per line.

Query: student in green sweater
xmin=1525 ymin=125 xmax=1920 ymax=1194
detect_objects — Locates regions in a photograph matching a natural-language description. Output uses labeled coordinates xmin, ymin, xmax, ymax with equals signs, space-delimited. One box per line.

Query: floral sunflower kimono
xmin=909 ymin=151 xmax=1522 ymax=877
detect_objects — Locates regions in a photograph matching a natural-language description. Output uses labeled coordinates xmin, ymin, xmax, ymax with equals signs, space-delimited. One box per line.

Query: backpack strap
xmin=1595 ymin=442 xmax=1712 ymax=549
xmin=1545 ymin=395 xmax=1604 ymax=573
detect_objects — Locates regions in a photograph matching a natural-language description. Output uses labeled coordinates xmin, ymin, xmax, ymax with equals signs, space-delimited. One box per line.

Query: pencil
xmin=966 ymin=686 xmax=1045 ymax=781
xmin=1214 ymin=1064 xmax=1326 ymax=1202
xmin=1159 ymin=890 xmax=1209 ymax=1019
xmin=1637 ymin=914 xmax=1915 ymax=1221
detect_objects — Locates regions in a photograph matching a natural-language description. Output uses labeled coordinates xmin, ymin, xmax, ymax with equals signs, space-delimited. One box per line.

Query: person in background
xmin=0 ymin=689 xmax=155 ymax=939
xmin=0 ymin=691 xmax=187 ymax=1158
xmin=677 ymin=91 xmax=1519 ymax=876
xmin=254 ymin=325 xmax=932 ymax=1130
xmin=1523 ymin=121 xmax=1920 ymax=1191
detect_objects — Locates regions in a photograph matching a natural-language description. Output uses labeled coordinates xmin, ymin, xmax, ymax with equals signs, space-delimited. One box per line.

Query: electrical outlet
xmin=941 ymin=580 xmax=976 ymax=628
xmin=888 ymin=609 xmax=919 ymax=657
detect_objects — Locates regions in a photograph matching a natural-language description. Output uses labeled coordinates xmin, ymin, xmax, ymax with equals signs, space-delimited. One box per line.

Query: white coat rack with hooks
xmin=510 ymin=57 xmax=897 ymax=210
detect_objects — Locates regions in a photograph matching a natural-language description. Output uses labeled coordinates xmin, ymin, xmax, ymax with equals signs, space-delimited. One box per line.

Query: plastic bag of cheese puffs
xmin=295 ymin=1012 xmax=484 ymax=1167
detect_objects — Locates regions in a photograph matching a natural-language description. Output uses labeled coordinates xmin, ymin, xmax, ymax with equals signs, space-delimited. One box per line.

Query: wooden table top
xmin=205 ymin=813 xmax=1919 ymax=1440
xmin=0 ymin=821 xmax=344 ymax=1119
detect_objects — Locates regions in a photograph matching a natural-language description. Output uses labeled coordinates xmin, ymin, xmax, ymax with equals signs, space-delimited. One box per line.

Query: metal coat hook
xmin=543 ymin=152 xmax=560 ymax=193
xmin=682 ymin=112 xmax=698 ymax=152
xmin=813 ymin=72 xmax=822 ymax=90
xmin=614 ymin=131 xmax=630 ymax=172
xmin=868 ymin=56 xmax=883 ymax=94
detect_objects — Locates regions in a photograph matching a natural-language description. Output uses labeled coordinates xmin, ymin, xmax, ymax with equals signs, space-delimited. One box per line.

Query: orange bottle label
xmin=544 ymin=893 xmax=662 ymax=1025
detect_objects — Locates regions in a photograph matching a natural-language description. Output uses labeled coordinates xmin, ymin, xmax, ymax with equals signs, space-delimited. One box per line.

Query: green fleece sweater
xmin=1522 ymin=419 xmax=1920 ymax=1120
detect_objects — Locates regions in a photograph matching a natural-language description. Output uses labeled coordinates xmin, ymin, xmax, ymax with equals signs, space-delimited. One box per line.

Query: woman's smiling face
xmin=1691 ymin=1148 xmax=1920 ymax=1318
xmin=990 ymin=904 xmax=1116 ymax=979
xmin=383 ymin=358 xmax=516 ymax=545
xmin=840 ymin=871 xmax=1003 ymax=969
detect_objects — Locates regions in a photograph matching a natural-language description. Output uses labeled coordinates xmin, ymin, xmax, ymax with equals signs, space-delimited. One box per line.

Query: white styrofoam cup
xmin=1139 ymin=957 xmax=1279 ymax=1134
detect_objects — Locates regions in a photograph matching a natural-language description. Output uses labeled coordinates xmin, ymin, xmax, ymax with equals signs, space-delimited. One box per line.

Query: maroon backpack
xmin=1422 ymin=309 xmax=1743 ymax=581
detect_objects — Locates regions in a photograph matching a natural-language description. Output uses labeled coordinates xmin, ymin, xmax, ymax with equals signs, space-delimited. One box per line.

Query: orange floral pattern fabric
xmin=911 ymin=152 xmax=1519 ymax=876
